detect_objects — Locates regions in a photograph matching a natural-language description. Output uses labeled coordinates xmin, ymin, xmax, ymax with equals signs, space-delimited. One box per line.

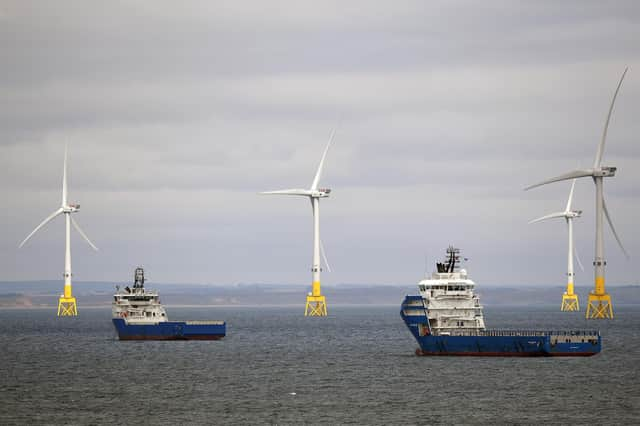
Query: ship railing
xmin=440 ymin=329 xmax=600 ymax=337
xmin=117 ymin=307 xmax=163 ymax=317
xmin=435 ymin=294 xmax=470 ymax=299
xmin=546 ymin=330 xmax=600 ymax=336
xmin=185 ymin=320 xmax=225 ymax=325
xmin=402 ymin=300 xmax=425 ymax=307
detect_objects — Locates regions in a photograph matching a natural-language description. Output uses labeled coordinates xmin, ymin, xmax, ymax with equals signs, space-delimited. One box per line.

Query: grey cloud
xmin=2 ymin=1 xmax=639 ymax=286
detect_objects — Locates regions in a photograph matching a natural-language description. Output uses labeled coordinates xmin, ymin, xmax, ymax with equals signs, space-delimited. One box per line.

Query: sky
xmin=1 ymin=1 xmax=639 ymax=287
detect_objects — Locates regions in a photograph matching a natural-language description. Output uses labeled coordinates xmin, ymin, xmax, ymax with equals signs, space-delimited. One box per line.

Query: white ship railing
xmin=436 ymin=329 xmax=600 ymax=337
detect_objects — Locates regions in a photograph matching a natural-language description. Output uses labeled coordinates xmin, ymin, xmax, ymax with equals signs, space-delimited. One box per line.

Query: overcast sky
xmin=2 ymin=1 xmax=639 ymax=288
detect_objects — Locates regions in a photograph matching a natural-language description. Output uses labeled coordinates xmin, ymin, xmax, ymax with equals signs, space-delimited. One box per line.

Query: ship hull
xmin=401 ymin=295 xmax=601 ymax=357
xmin=415 ymin=350 xmax=596 ymax=357
xmin=112 ymin=318 xmax=226 ymax=341
xmin=412 ymin=335 xmax=600 ymax=357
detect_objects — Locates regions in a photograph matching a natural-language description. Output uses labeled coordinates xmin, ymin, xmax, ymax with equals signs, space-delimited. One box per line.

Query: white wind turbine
xmin=529 ymin=179 xmax=585 ymax=311
xmin=19 ymin=145 xmax=98 ymax=316
xmin=525 ymin=68 xmax=630 ymax=319
xmin=261 ymin=129 xmax=336 ymax=316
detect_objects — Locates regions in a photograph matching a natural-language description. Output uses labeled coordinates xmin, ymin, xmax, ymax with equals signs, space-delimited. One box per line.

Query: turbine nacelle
xmin=525 ymin=68 xmax=629 ymax=263
xmin=260 ymin=128 xmax=336 ymax=200
xmin=259 ymin=126 xmax=337 ymax=305
xmin=529 ymin=179 xmax=582 ymax=224
xmin=18 ymin=147 xmax=98 ymax=252
xmin=312 ymin=189 xmax=331 ymax=198
xmin=593 ymin=166 xmax=616 ymax=177
xmin=566 ymin=210 xmax=582 ymax=219
xmin=63 ymin=204 xmax=80 ymax=213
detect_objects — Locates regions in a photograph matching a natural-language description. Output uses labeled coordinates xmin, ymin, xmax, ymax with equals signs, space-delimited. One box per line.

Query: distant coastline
xmin=1 ymin=281 xmax=639 ymax=308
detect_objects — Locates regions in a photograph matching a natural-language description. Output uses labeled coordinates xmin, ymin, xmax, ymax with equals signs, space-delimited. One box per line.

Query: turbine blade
xmin=18 ymin=208 xmax=64 ymax=248
xmin=62 ymin=144 xmax=68 ymax=206
xmin=320 ymin=238 xmax=332 ymax=273
xmin=603 ymin=197 xmax=629 ymax=259
xmin=594 ymin=67 xmax=628 ymax=168
xmin=528 ymin=212 xmax=566 ymax=224
xmin=311 ymin=127 xmax=337 ymax=191
xmin=259 ymin=189 xmax=312 ymax=196
xmin=524 ymin=169 xmax=594 ymax=191
xmin=71 ymin=216 xmax=98 ymax=251
xmin=574 ymin=244 xmax=585 ymax=272
xmin=565 ymin=179 xmax=577 ymax=212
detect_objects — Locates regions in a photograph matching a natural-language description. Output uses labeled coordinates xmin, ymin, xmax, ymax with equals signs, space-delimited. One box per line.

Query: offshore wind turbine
xmin=525 ymin=68 xmax=630 ymax=319
xmin=261 ymin=129 xmax=336 ymax=316
xmin=529 ymin=179 xmax=584 ymax=311
xmin=19 ymin=146 xmax=98 ymax=316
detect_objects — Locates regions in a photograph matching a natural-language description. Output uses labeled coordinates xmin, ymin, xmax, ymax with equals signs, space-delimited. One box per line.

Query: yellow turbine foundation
xmin=561 ymin=294 xmax=579 ymax=311
xmin=305 ymin=281 xmax=327 ymax=316
xmin=586 ymin=277 xmax=613 ymax=319
xmin=57 ymin=284 xmax=78 ymax=316
xmin=561 ymin=283 xmax=579 ymax=312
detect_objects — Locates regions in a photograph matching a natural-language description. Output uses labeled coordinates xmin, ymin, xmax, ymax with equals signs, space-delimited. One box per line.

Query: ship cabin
xmin=112 ymin=267 xmax=168 ymax=323
xmin=418 ymin=270 xmax=474 ymax=298
xmin=113 ymin=290 xmax=161 ymax=305
xmin=113 ymin=266 xmax=161 ymax=305
xmin=415 ymin=247 xmax=485 ymax=335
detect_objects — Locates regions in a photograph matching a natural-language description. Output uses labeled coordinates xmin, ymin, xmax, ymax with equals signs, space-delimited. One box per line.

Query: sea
xmin=1 ymin=305 xmax=639 ymax=425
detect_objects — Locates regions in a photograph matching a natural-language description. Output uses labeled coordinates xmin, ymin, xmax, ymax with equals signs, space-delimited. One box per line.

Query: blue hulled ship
xmin=112 ymin=267 xmax=225 ymax=340
xmin=401 ymin=247 xmax=600 ymax=356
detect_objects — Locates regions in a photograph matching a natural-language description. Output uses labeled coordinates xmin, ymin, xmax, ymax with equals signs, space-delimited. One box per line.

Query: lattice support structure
xmin=586 ymin=292 xmax=613 ymax=319
xmin=57 ymin=296 xmax=78 ymax=316
xmin=561 ymin=293 xmax=579 ymax=311
xmin=305 ymin=294 xmax=327 ymax=316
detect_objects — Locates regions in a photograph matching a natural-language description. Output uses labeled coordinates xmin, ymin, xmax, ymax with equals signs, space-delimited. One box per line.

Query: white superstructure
xmin=112 ymin=267 xmax=167 ymax=324
xmin=417 ymin=247 xmax=485 ymax=335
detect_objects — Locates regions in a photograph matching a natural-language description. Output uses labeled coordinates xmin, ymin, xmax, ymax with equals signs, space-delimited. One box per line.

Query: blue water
xmin=1 ymin=305 xmax=639 ymax=424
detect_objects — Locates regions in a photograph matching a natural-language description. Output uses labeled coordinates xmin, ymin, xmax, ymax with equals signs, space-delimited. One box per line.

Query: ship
xmin=112 ymin=267 xmax=226 ymax=340
xmin=400 ymin=247 xmax=601 ymax=356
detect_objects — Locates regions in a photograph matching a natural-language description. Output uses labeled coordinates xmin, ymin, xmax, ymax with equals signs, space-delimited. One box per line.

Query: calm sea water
xmin=1 ymin=305 xmax=639 ymax=425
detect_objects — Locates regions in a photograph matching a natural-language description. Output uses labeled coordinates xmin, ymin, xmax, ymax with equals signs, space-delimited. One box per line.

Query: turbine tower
xmin=19 ymin=145 xmax=98 ymax=316
xmin=261 ymin=129 xmax=336 ymax=316
xmin=529 ymin=179 xmax=584 ymax=311
xmin=525 ymin=68 xmax=629 ymax=319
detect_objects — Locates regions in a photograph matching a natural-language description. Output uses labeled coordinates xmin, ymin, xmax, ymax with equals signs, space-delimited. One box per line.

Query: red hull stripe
xmin=118 ymin=335 xmax=224 ymax=341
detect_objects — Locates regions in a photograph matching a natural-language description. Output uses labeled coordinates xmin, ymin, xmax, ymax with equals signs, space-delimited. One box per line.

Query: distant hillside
xmin=0 ymin=281 xmax=639 ymax=307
